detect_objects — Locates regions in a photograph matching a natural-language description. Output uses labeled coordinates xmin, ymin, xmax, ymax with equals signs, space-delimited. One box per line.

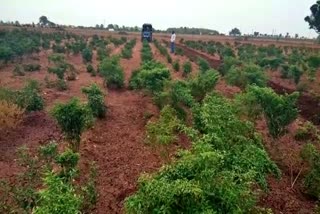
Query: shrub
xmin=56 ymin=79 xmax=68 ymax=91
xmin=0 ymin=100 xmax=24 ymax=130
xmin=52 ymin=44 xmax=66 ymax=53
xmin=86 ymin=64 xmax=94 ymax=73
xmin=146 ymin=105 xmax=180 ymax=146
xmin=189 ymin=69 xmax=219 ymax=100
xmin=226 ymin=64 xmax=267 ymax=89
xmin=141 ymin=41 xmax=153 ymax=62
xmin=175 ymin=47 xmax=184 ymax=56
xmin=166 ymin=54 xmax=172 ymax=64
xmin=197 ymin=57 xmax=210 ymax=72
xmin=280 ymin=64 xmax=290 ymax=78
xmin=300 ymin=143 xmax=320 ymax=199
xmin=0 ymin=46 xmax=14 ymax=63
xmin=129 ymin=65 xmax=171 ymax=94
xmin=82 ymin=84 xmax=106 ymax=118
xmin=258 ymin=57 xmax=283 ymax=70
xmin=246 ymin=86 xmax=299 ymax=138
xmin=55 ymin=149 xmax=80 ymax=181
xmin=121 ymin=48 xmax=132 ymax=59
xmin=219 ymin=57 xmax=241 ymax=76
xmin=34 ymin=172 xmax=82 ymax=214
xmin=307 ymin=55 xmax=320 ymax=69
xmin=288 ymin=65 xmax=303 ymax=84
xmin=51 ymin=98 xmax=93 ymax=151
xmin=17 ymin=80 xmax=44 ymax=112
xmin=82 ymin=48 xmax=93 ymax=63
xmin=23 ymin=64 xmax=41 ymax=72
xmin=182 ymin=61 xmax=192 ymax=76
xmin=13 ymin=65 xmax=25 ymax=76
xmin=295 ymin=121 xmax=320 ymax=142
xmin=99 ymin=56 xmax=124 ymax=88
xmin=172 ymin=60 xmax=180 ymax=72
xmin=81 ymin=163 xmax=98 ymax=212
xmin=97 ymin=47 xmax=110 ymax=61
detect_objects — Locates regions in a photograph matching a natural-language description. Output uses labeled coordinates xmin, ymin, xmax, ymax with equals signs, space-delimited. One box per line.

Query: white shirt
xmin=171 ymin=33 xmax=176 ymax=42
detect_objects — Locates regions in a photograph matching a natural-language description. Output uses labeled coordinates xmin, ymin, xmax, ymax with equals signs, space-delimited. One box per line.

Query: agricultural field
xmin=1 ymin=26 xmax=320 ymax=214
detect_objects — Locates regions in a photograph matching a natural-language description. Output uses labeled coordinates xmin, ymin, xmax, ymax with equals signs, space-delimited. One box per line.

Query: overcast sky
xmin=0 ymin=0 xmax=318 ymax=38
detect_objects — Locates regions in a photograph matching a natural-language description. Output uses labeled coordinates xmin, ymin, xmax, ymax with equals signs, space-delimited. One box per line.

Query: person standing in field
xmin=170 ymin=31 xmax=176 ymax=53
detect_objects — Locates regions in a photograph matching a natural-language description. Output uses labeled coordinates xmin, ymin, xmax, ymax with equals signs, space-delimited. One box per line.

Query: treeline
xmin=166 ymin=27 xmax=220 ymax=35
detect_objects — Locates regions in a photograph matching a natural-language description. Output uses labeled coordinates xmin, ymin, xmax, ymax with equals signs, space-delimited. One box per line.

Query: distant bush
xmin=82 ymin=48 xmax=93 ymax=63
xmin=82 ymin=84 xmax=106 ymax=118
xmin=97 ymin=47 xmax=110 ymax=61
xmin=197 ymin=57 xmax=210 ymax=72
xmin=175 ymin=47 xmax=184 ymax=56
xmin=121 ymin=39 xmax=136 ymax=59
xmin=86 ymin=64 xmax=94 ymax=73
xmin=219 ymin=57 xmax=241 ymax=76
xmin=52 ymin=44 xmax=66 ymax=53
xmin=172 ymin=60 xmax=180 ymax=72
xmin=288 ymin=65 xmax=303 ymax=84
xmin=307 ymin=55 xmax=320 ymax=69
xmin=13 ymin=65 xmax=25 ymax=76
xmin=166 ymin=54 xmax=172 ymax=64
xmin=182 ymin=61 xmax=192 ymax=77
xmin=99 ymin=56 xmax=124 ymax=89
xmin=52 ymin=98 xmax=93 ymax=151
xmin=226 ymin=64 xmax=267 ymax=89
xmin=258 ymin=57 xmax=283 ymax=70
xmin=23 ymin=64 xmax=41 ymax=72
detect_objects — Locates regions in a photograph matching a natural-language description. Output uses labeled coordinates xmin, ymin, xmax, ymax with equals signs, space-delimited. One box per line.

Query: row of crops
xmin=1 ymin=28 xmax=320 ymax=212
xmin=0 ymin=29 xmax=138 ymax=213
xmin=121 ymin=41 xmax=320 ymax=213
xmin=184 ymin=39 xmax=320 ymax=88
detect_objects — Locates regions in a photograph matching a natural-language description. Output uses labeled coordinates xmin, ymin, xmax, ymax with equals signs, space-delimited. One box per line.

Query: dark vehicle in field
xmin=141 ymin=24 xmax=153 ymax=42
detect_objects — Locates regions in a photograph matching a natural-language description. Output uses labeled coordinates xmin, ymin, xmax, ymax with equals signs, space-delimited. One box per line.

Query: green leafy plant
xmin=245 ymin=86 xmax=299 ymax=138
xmin=82 ymin=84 xmax=106 ymax=118
xmin=82 ymin=48 xmax=93 ymax=63
xmin=99 ymin=55 xmax=124 ymax=88
xmin=197 ymin=57 xmax=210 ymax=72
xmin=226 ymin=64 xmax=267 ymax=89
xmin=300 ymin=143 xmax=320 ymax=199
xmin=172 ymin=60 xmax=180 ymax=72
xmin=16 ymin=80 xmax=44 ymax=112
xmin=129 ymin=61 xmax=171 ymax=94
xmin=51 ymin=98 xmax=93 ymax=151
xmin=189 ymin=69 xmax=220 ymax=101
xmin=13 ymin=64 xmax=25 ymax=76
xmin=23 ymin=64 xmax=41 ymax=72
xmin=34 ymin=172 xmax=82 ymax=214
xmin=182 ymin=61 xmax=192 ymax=77
xmin=86 ymin=64 xmax=94 ymax=73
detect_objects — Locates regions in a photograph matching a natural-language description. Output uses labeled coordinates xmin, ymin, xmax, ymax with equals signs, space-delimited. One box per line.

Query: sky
xmin=0 ymin=0 xmax=318 ymax=38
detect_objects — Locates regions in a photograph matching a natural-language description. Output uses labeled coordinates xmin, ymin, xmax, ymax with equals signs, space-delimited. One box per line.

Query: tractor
xmin=141 ymin=24 xmax=153 ymax=42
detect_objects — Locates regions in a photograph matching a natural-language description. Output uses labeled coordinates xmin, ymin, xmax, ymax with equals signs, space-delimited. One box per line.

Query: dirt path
xmin=80 ymin=41 xmax=165 ymax=213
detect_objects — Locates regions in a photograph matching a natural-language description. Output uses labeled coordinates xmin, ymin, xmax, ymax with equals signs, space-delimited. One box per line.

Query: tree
xmin=107 ymin=24 xmax=114 ymax=29
xmin=229 ymin=28 xmax=241 ymax=36
xmin=95 ymin=24 xmax=99 ymax=29
xmin=100 ymin=24 xmax=104 ymax=29
xmin=39 ymin=16 xmax=49 ymax=26
xmin=295 ymin=33 xmax=299 ymax=39
xmin=285 ymin=32 xmax=290 ymax=38
xmin=254 ymin=31 xmax=259 ymax=37
xmin=305 ymin=1 xmax=320 ymax=33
